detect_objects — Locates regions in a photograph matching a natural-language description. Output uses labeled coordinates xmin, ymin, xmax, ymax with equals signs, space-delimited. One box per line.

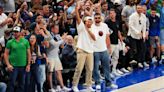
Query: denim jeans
xmin=38 ymin=64 xmax=46 ymax=92
xmin=93 ymin=50 xmax=112 ymax=85
xmin=8 ymin=67 xmax=26 ymax=92
xmin=25 ymin=64 xmax=46 ymax=92
xmin=0 ymin=82 xmax=7 ymax=92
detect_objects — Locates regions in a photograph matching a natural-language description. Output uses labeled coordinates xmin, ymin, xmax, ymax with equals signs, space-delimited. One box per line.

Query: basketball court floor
xmin=78 ymin=64 xmax=164 ymax=92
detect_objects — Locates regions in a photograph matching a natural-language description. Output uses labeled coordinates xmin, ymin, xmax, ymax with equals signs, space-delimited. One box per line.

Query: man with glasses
xmin=92 ymin=13 xmax=118 ymax=90
xmin=4 ymin=26 xmax=31 ymax=92
xmin=127 ymin=4 xmax=147 ymax=68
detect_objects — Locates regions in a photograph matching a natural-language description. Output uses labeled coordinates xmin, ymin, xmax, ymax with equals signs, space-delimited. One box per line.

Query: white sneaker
xmin=62 ymin=86 xmax=72 ymax=92
xmin=55 ymin=85 xmax=62 ymax=92
xmin=138 ymin=63 xmax=144 ymax=68
xmin=152 ymin=57 xmax=158 ymax=63
xmin=49 ymin=88 xmax=56 ymax=92
xmin=96 ymin=84 xmax=101 ymax=90
xmin=112 ymin=71 xmax=122 ymax=76
xmin=86 ymin=86 xmax=95 ymax=92
xmin=116 ymin=69 xmax=124 ymax=75
xmin=143 ymin=62 xmax=149 ymax=67
xmin=127 ymin=67 xmax=133 ymax=72
xmin=72 ymin=86 xmax=79 ymax=92
xmin=161 ymin=55 xmax=164 ymax=60
xmin=129 ymin=60 xmax=137 ymax=64
xmin=107 ymin=83 xmax=118 ymax=89
xmin=121 ymin=68 xmax=130 ymax=73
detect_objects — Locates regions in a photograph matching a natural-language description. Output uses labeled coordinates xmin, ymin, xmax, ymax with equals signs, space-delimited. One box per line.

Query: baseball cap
xmin=84 ymin=16 xmax=93 ymax=21
xmin=113 ymin=0 xmax=121 ymax=5
xmin=13 ymin=26 xmax=21 ymax=32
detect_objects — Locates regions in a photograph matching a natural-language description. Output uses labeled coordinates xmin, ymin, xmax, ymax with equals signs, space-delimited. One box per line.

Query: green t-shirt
xmin=6 ymin=38 xmax=30 ymax=67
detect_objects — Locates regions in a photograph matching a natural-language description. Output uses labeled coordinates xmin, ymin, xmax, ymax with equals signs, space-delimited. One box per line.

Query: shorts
xmin=149 ymin=36 xmax=160 ymax=46
xmin=48 ymin=57 xmax=63 ymax=72
xmin=160 ymin=29 xmax=164 ymax=45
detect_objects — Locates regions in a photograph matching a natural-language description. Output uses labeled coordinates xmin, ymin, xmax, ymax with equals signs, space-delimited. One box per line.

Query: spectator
xmin=105 ymin=9 xmax=123 ymax=76
xmin=72 ymin=2 xmax=96 ymax=92
xmin=0 ymin=5 xmax=12 ymax=37
xmin=4 ymin=26 xmax=31 ymax=92
xmin=148 ymin=7 xmax=160 ymax=63
xmin=160 ymin=0 xmax=164 ymax=63
xmin=46 ymin=25 xmax=71 ymax=92
xmin=127 ymin=4 xmax=147 ymax=68
xmin=92 ymin=13 xmax=118 ymax=90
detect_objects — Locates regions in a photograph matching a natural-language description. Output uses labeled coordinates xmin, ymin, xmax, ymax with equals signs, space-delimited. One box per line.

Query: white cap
xmin=84 ymin=16 xmax=93 ymax=21
xmin=13 ymin=26 xmax=21 ymax=32
xmin=113 ymin=0 xmax=121 ymax=5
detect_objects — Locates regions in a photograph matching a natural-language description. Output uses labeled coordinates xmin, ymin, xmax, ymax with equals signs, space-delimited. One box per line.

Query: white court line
xmin=112 ymin=76 xmax=164 ymax=92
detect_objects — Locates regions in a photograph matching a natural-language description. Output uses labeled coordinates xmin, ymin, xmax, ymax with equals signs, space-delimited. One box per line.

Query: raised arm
xmin=75 ymin=2 xmax=82 ymax=25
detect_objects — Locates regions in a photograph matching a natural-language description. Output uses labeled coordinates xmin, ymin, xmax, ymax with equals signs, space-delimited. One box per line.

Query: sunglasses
xmin=94 ymin=17 xmax=101 ymax=19
xmin=12 ymin=31 xmax=19 ymax=33
xmin=139 ymin=20 xmax=141 ymax=25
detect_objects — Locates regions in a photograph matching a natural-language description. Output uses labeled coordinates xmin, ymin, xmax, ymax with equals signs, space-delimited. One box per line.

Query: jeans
xmin=8 ymin=67 xmax=26 ymax=92
xmin=0 ymin=82 xmax=7 ymax=92
xmin=38 ymin=64 xmax=46 ymax=92
xmin=93 ymin=50 xmax=112 ymax=85
xmin=25 ymin=64 xmax=46 ymax=92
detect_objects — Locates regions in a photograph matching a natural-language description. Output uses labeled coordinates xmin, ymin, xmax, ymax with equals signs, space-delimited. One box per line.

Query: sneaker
xmin=127 ymin=67 xmax=133 ymax=72
xmin=95 ymin=84 xmax=101 ymax=90
xmin=62 ymin=86 xmax=72 ymax=92
xmin=161 ymin=55 xmax=164 ymax=60
xmin=143 ymin=62 xmax=149 ymax=67
xmin=86 ymin=86 xmax=95 ymax=92
xmin=55 ymin=85 xmax=62 ymax=92
xmin=106 ymin=83 xmax=118 ymax=89
xmin=116 ymin=69 xmax=124 ymax=75
xmin=72 ymin=86 xmax=79 ymax=92
xmin=152 ymin=57 xmax=158 ymax=64
xmin=49 ymin=88 xmax=56 ymax=92
xmin=112 ymin=71 xmax=122 ymax=76
xmin=129 ymin=60 xmax=137 ymax=65
xmin=138 ymin=63 xmax=144 ymax=68
xmin=121 ymin=68 xmax=130 ymax=73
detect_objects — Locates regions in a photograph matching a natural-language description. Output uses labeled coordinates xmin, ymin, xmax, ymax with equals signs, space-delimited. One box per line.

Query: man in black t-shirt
xmin=105 ymin=8 xmax=123 ymax=76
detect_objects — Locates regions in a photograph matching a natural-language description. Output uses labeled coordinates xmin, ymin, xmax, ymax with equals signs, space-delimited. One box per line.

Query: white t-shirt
xmin=92 ymin=22 xmax=110 ymax=52
xmin=0 ymin=13 xmax=8 ymax=38
xmin=0 ymin=36 xmax=5 ymax=47
xmin=76 ymin=20 xmax=94 ymax=53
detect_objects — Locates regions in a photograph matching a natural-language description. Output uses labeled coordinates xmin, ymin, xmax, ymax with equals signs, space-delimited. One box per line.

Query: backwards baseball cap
xmin=84 ymin=16 xmax=93 ymax=21
xmin=13 ymin=26 xmax=21 ymax=32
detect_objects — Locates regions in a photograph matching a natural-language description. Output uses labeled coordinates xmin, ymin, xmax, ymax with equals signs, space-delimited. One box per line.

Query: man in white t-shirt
xmin=72 ymin=2 xmax=96 ymax=92
xmin=92 ymin=13 xmax=118 ymax=90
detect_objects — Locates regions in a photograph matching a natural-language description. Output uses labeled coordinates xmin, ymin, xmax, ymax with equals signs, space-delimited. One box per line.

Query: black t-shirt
xmin=105 ymin=19 xmax=120 ymax=44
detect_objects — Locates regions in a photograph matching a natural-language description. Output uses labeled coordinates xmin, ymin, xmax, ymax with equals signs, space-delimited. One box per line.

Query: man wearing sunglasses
xmin=127 ymin=4 xmax=147 ymax=68
xmin=92 ymin=13 xmax=118 ymax=90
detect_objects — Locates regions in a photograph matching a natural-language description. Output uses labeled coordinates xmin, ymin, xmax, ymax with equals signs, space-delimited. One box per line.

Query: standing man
xmin=72 ymin=2 xmax=96 ymax=92
xmin=4 ymin=26 xmax=31 ymax=92
xmin=0 ymin=5 xmax=12 ymax=37
xmin=127 ymin=4 xmax=147 ymax=68
xmin=92 ymin=13 xmax=118 ymax=90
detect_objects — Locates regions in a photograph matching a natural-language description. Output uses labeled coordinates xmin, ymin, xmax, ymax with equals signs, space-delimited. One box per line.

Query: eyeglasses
xmin=94 ymin=17 xmax=101 ymax=19
xmin=139 ymin=20 xmax=141 ymax=25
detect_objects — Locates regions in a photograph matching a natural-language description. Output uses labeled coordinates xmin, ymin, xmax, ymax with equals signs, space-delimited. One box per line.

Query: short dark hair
xmin=94 ymin=13 xmax=101 ymax=17
xmin=109 ymin=8 xmax=116 ymax=13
